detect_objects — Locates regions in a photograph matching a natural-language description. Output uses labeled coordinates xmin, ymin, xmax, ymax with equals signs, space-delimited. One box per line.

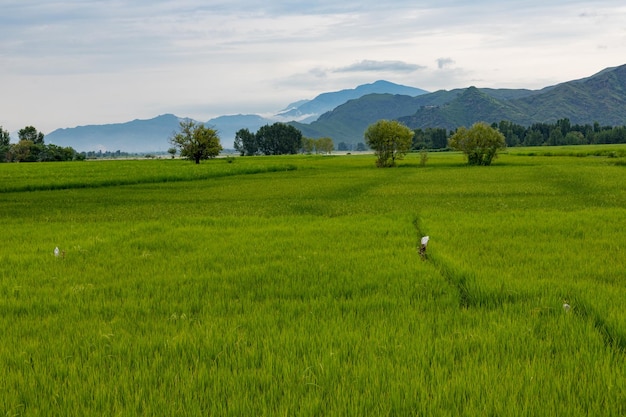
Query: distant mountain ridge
xmin=46 ymin=80 xmax=426 ymax=152
xmin=293 ymin=64 xmax=626 ymax=143
xmin=46 ymin=114 xmax=186 ymax=153
xmin=277 ymin=80 xmax=428 ymax=122
xmin=45 ymin=65 xmax=626 ymax=152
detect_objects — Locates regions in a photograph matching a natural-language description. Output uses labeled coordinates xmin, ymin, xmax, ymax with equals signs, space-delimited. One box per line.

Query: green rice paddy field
xmin=1 ymin=146 xmax=626 ymax=416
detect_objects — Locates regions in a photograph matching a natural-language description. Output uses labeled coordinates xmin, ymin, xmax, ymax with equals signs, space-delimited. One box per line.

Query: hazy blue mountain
xmin=290 ymin=93 xmax=423 ymax=142
xmin=206 ymin=114 xmax=273 ymax=146
xmin=279 ymin=99 xmax=311 ymax=112
xmin=46 ymin=114 xmax=186 ymax=153
xmin=276 ymin=80 xmax=428 ymax=122
xmin=44 ymin=80 xmax=428 ymax=152
xmin=43 ymin=66 xmax=626 ymax=152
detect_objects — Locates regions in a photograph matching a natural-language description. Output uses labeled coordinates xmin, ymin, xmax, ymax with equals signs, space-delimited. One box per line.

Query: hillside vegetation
xmin=295 ymin=64 xmax=626 ymax=143
xmin=1 ymin=147 xmax=626 ymax=415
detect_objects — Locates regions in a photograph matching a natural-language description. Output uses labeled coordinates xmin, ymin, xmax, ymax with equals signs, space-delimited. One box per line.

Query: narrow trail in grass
xmin=412 ymin=215 xmax=502 ymax=309
xmin=571 ymin=299 xmax=626 ymax=353
xmin=412 ymin=215 xmax=626 ymax=354
xmin=412 ymin=215 xmax=470 ymax=308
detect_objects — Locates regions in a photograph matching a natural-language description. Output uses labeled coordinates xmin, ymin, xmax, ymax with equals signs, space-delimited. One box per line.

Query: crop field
xmin=1 ymin=146 xmax=626 ymax=416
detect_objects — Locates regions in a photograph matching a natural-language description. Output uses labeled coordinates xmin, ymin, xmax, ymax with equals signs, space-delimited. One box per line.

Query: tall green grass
xmin=1 ymin=146 xmax=625 ymax=415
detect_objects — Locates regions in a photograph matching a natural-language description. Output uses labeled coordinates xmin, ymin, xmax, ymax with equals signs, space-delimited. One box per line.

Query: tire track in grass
xmin=412 ymin=215 xmax=475 ymax=308
xmin=413 ymin=215 xmax=626 ymax=353
xmin=570 ymin=297 xmax=626 ymax=353
xmin=412 ymin=215 xmax=523 ymax=309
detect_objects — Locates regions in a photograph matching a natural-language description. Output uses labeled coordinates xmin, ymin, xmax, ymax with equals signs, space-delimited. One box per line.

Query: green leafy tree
xmin=448 ymin=121 xmax=506 ymax=166
xmin=524 ymin=129 xmax=544 ymax=146
xmin=18 ymin=126 xmax=44 ymax=145
xmin=9 ymin=140 xmax=36 ymax=162
xmin=364 ymin=120 xmax=414 ymax=167
xmin=301 ymin=137 xmax=316 ymax=154
xmin=256 ymin=123 xmax=302 ymax=155
xmin=413 ymin=127 xmax=449 ymax=150
xmin=0 ymin=126 xmax=10 ymax=162
xmin=337 ymin=141 xmax=349 ymax=151
xmin=548 ymin=127 xmax=564 ymax=146
xmin=0 ymin=126 xmax=10 ymax=147
xmin=564 ymin=131 xmax=586 ymax=145
xmin=169 ymin=120 xmax=222 ymax=164
xmin=234 ymin=128 xmax=258 ymax=156
xmin=315 ymin=137 xmax=334 ymax=154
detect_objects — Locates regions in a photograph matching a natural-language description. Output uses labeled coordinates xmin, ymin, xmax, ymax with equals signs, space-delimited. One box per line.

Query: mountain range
xmin=45 ymin=64 xmax=626 ymax=152
xmin=45 ymin=80 xmax=426 ymax=152
xmin=292 ymin=64 xmax=626 ymax=144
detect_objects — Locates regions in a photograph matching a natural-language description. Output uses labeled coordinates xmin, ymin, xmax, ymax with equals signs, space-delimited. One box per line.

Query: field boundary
xmin=0 ymin=164 xmax=298 ymax=193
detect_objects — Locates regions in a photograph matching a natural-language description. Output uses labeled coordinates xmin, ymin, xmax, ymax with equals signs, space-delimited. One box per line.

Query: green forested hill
xmin=292 ymin=64 xmax=626 ymax=144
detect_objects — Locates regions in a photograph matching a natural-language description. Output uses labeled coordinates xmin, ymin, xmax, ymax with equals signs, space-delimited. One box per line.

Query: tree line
xmin=6 ymin=117 xmax=623 ymax=165
xmin=411 ymin=119 xmax=626 ymax=150
xmin=0 ymin=126 xmax=83 ymax=163
xmin=234 ymin=123 xmax=303 ymax=156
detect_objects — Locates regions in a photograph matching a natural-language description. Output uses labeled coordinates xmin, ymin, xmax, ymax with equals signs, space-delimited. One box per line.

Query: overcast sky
xmin=2 ymin=0 xmax=625 ymax=134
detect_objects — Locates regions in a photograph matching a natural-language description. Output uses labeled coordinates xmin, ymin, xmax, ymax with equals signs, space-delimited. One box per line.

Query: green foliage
xmin=448 ymin=121 xmax=506 ymax=165
xmin=314 ymin=137 xmax=334 ymax=154
xmin=256 ymin=123 xmax=302 ymax=155
xmin=493 ymin=119 xmax=626 ymax=147
xmin=364 ymin=120 xmax=414 ymax=167
xmin=236 ymin=124 xmax=303 ymax=156
xmin=170 ymin=120 xmax=222 ymax=164
xmin=419 ymin=149 xmax=429 ymax=167
xmin=3 ymin=126 xmax=78 ymax=163
xmin=302 ymin=137 xmax=334 ymax=154
xmin=301 ymin=137 xmax=316 ymax=154
xmin=10 ymin=140 xmax=37 ymax=162
xmin=412 ymin=127 xmax=448 ymax=150
xmin=234 ymin=128 xmax=258 ymax=156
xmin=18 ymin=125 xmax=44 ymax=145
xmin=3 ymin=141 xmax=81 ymax=163
xmin=0 ymin=126 xmax=10 ymax=147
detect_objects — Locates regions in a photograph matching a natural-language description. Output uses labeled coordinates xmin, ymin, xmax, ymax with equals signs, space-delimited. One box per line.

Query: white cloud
xmin=335 ymin=60 xmax=426 ymax=73
xmin=1 ymin=0 xmax=625 ymax=133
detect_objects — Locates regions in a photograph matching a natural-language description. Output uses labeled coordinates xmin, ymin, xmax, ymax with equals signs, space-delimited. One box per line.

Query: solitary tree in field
xmin=170 ymin=120 xmax=222 ymax=164
xmin=448 ymin=122 xmax=506 ymax=166
xmin=364 ymin=120 xmax=414 ymax=167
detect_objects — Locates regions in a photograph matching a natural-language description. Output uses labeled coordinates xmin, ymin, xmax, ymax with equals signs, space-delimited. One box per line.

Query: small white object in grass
xmin=421 ymin=236 xmax=429 ymax=246
xmin=563 ymin=303 xmax=571 ymax=312
xmin=54 ymin=247 xmax=60 ymax=257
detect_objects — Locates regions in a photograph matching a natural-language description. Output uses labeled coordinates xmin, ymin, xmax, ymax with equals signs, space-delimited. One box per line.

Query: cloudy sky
xmin=2 ymin=0 xmax=625 ymax=134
